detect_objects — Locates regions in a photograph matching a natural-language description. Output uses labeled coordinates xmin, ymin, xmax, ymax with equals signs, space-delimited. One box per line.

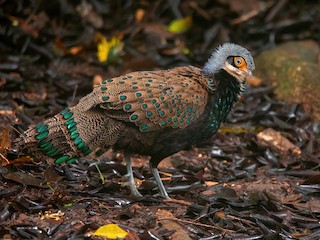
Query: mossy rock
xmin=254 ymin=40 xmax=320 ymax=120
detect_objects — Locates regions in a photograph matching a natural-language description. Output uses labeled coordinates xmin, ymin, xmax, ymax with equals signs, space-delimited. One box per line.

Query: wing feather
xmin=81 ymin=66 xmax=209 ymax=132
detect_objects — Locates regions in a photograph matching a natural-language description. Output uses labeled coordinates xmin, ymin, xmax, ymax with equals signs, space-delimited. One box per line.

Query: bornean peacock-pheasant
xmin=16 ymin=43 xmax=255 ymax=199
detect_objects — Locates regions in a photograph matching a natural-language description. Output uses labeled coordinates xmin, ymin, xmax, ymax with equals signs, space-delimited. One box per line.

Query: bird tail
xmin=15 ymin=108 xmax=85 ymax=164
xmin=15 ymin=104 xmax=125 ymax=164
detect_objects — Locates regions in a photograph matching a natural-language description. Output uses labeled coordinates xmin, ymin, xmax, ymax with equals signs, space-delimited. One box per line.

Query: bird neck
xmin=208 ymin=70 xmax=244 ymax=127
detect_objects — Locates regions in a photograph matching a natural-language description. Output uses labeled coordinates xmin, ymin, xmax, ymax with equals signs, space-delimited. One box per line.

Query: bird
xmin=16 ymin=43 xmax=255 ymax=199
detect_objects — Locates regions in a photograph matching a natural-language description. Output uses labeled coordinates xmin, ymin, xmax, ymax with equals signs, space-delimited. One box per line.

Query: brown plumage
xmin=16 ymin=43 xmax=255 ymax=198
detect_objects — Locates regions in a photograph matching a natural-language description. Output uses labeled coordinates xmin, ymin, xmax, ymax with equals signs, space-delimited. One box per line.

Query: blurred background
xmin=1 ymin=1 xmax=320 ymax=239
xmin=0 ymin=0 xmax=319 ymax=108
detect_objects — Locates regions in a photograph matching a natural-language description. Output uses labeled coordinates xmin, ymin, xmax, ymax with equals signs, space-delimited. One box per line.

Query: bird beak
xmin=224 ymin=62 xmax=251 ymax=81
xmin=246 ymin=70 xmax=252 ymax=77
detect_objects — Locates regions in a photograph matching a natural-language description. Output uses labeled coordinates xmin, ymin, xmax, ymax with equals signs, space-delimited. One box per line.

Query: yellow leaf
xmin=97 ymin=35 xmax=123 ymax=63
xmin=167 ymin=16 xmax=192 ymax=34
xmin=94 ymin=224 xmax=128 ymax=239
xmin=182 ymin=47 xmax=190 ymax=55
xmin=39 ymin=210 xmax=64 ymax=221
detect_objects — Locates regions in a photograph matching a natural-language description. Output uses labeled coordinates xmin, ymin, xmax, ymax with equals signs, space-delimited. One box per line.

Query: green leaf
xmin=167 ymin=16 xmax=192 ymax=34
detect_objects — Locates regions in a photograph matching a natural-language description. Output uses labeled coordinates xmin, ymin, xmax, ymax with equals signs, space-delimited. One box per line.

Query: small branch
xmin=158 ymin=217 xmax=234 ymax=233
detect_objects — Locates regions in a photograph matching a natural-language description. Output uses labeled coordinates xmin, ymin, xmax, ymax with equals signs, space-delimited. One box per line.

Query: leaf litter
xmin=0 ymin=0 xmax=320 ymax=239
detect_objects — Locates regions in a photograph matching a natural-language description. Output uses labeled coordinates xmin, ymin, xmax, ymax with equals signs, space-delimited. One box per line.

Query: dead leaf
xmin=215 ymin=211 xmax=226 ymax=219
xmin=3 ymin=172 xmax=45 ymax=187
xmin=135 ymin=9 xmax=145 ymax=22
xmin=143 ymin=23 xmax=175 ymax=39
xmin=204 ymin=181 xmax=219 ymax=187
xmin=217 ymin=0 xmax=261 ymax=13
xmin=8 ymin=16 xmax=39 ymax=38
xmin=164 ymin=198 xmax=192 ymax=206
xmin=160 ymin=40 xmax=187 ymax=55
xmin=126 ymin=231 xmax=141 ymax=240
xmin=0 ymin=77 xmax=7 ymax=87
xmin=257 ymin=128 xmax=301 ymax=157
xmin=156 ymin=209 xmax=192 ymax=240
xmin=200 ymin=189 xmax=215 ymax=197
xmin=295 ymin=198 xmax=320 ymax=212
xmin=43 ymin=165 xmax=64 ymax=184
xmin=76 ymin=2 xmax=103 ymax=29
xmin=0 ymin=127 xmax=11 ymax=151
xmin=2 ymin=156 xmax=33 ymax=166
xmin=69 ymin=45 xmax=83 ymax=55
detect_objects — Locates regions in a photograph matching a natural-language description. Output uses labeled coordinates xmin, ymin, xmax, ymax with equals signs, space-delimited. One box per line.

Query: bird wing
xmin=79 ymin=66 xmax=209 ymax=132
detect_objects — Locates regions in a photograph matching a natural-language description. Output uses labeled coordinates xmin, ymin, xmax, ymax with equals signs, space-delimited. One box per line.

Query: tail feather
xmin=16 ymin=105 xmax=126 ymax=164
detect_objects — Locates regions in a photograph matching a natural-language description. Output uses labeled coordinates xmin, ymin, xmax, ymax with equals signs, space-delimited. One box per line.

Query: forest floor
xmin=0 ymin=1 xmax=320 ymax=239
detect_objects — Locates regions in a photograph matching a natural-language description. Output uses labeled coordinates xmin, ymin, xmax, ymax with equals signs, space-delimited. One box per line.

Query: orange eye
xmin=233 ymin=56 xmax=246 ymax=69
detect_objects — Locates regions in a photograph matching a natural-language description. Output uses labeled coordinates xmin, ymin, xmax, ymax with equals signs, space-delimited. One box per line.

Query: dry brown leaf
xmin=156 ymin=209 xmax=192 ymax=240
xmin=76 ymin=2 xmax=103 ymax=29
xmin=294 ymin=198 xmax=320 ymax=212
xmin=8 ymin=16 xmax=39 ymax=38
xmin=205 ymin=181 xmax=219 ymax=187
xmin=164 ymin=198 xmax=192 ymax=206
xmin=215 ymin=211 xmax=226 ymax=219
xmin=1 ymin=156 xmax=34 ymax=167
xmin=218 ymin=0 xmax=261 ymax=13
xmin=69 ymin=45 xmax=83 ymax=55
xmin=160 ymin=41 xmax=186 ymax=55
xmin=143 ymin=23 xmax=175 ymax=39
xmin=3 ymin=172 xmax=44 ymax=187
xmin=0 ymin=77 xmax=7 ymax=87
xmin=0 ymin=127 xmax=11 ymax=151
xmin=257 ymin=128 xmax=301 ymax=157
xmin=135 ymin=9 xmax=145 ymax=23
xmin=126 ymin=231 xmax=141 ymax=240
xmin=200 ymin=189 xmax=215 ymax=197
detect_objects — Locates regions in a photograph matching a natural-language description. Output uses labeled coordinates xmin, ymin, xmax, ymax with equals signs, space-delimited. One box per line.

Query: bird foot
xmin=123 ymin=173 xmax=143 ymax=198
xmin=130 ymin=187 xmax=143 ymax=198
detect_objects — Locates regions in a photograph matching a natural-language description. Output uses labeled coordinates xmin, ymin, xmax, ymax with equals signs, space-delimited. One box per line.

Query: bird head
xmin=202 ymin=43 xmax=255 ymax=91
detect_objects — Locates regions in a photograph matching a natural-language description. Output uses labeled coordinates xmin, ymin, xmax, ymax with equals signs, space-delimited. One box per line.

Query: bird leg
xmin=124 ymin=152 xmax=143 ymax=198
xmin=150 ymin=165 xmax=170 ymax=199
